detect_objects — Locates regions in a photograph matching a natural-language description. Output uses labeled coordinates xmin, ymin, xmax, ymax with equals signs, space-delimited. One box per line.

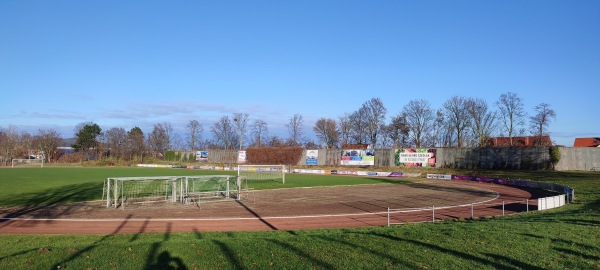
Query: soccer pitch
xmin=0 ymin=167 xmax=598 ymax=269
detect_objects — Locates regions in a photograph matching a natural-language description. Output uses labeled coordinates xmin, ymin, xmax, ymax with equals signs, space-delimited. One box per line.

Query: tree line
xmin=314 ymin=92 xmax=555 ymax=150
xmin=0 ymin=92 xmax=555 ymax=165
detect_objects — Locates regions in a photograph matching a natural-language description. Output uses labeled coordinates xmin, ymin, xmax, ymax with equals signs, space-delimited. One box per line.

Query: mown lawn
xmin=0 ymin=167 xmax=598 ymax=269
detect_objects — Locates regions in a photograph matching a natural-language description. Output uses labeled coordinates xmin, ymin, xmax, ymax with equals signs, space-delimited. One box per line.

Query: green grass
xmin=0 ymin=167 xmax=412 ymax=207
xmin=0 ymin=167 xmax=599 ymax=269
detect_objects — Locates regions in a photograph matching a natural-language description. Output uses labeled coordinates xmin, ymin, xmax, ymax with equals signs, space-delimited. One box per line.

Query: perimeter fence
xmin=388 ymin=174 xmax=572 ymax=226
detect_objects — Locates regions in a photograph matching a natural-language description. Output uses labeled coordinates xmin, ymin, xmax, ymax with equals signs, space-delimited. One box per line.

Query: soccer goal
xmin=180 ymin=175 xmax=241 ymax=205
xmin=104 ymin=175 xmax=242 ymax=209
xmin=104 ymin=176 xmax=179 ymax=209
xmin=11 ymin=158 xmax=44 ymax=168
xmin=237 ymin=164 xmax=287 ymax=184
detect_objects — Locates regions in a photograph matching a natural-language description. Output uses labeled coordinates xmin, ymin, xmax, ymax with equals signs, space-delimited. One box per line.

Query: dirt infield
xmin=0 ymin=180 xmax=540 ymax=235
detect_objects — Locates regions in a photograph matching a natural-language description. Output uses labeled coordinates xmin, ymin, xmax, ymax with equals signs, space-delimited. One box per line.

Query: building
xmin=573 ymin=138 xmax=600 ymax=147
xmin=488 ymin=136 xmax=552 ymax=147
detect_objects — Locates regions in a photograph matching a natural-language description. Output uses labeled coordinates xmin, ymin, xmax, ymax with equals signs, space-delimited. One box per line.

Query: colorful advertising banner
xmin=395 ymin=149 xmax=436 ymax=167
xmin=306 ymin=149 xmax=319 ymax=165
xmin=341 ymin=145 xmax=375 ymax=166
xmin=195 ymin=151 xmax=209 ymax=162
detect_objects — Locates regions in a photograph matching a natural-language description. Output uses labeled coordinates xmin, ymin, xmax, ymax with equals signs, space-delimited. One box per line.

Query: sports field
xmin=0 ymin=167 xmax=598 ymax=269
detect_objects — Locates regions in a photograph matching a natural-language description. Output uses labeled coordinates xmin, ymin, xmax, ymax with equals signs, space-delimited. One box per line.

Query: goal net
xmin=180 ymin=175 xmax=241 ymax=205
xmin=11 ymin=158 xmax=44 ymax=168
xmin=104 ymin=176 xmax=179 ymax=209
xmin=104 ymin=175 xmax=241 ymax=209
xmin=237 ymin=164 xmax=287 ymax=183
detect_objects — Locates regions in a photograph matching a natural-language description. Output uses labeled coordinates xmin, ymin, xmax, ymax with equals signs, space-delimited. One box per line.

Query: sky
xmin=1 ymin=1 xmax=598 ymax=147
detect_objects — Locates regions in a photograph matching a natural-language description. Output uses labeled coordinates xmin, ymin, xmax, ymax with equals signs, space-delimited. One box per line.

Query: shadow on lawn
xmin=144 ymin=223 xmax=188 ymax=270
xmin=0 ymin=182 xmax=189 ymax=269
xmin=365 ymin=232 xmax=545 ymax=270
xmin=38 ymin=215 xmax=189 ymax=270
xmin=0 ymin=182 xmax=103 ymax=228
xmin=49 ymin=214 xmax=134 ymax=269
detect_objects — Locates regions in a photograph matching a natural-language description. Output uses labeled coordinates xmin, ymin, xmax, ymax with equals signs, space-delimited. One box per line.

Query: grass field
xmin=0 ymin=167 xmax=599 ymax=269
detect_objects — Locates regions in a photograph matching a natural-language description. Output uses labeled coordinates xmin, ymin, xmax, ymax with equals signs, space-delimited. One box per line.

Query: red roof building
xmin=488 ymin=136 xmax=552 ymax=147
xmin=573 ymin=138 xmax=600 ymax=147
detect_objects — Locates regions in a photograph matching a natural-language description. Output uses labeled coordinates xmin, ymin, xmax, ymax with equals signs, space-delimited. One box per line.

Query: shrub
xmin=549 ymin=146 xmax=561 ymax=170
xmin=246 ymin=147 xmax=303 ymax=165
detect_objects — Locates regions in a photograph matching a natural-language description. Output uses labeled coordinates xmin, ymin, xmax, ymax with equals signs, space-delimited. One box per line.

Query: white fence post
xmin=387 ymin=207 xmax=390 ymax=227
xmin=471 ymin=203 xmax=474 ymax=219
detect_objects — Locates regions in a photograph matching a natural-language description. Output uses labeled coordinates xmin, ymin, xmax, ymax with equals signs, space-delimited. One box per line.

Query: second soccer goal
xmin=237 ymin=164 xmax=287 ymax=184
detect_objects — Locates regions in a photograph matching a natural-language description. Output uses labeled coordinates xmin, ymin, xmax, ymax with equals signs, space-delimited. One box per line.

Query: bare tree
xmin=0 ymin=126 xmax=20 ymax=165
xmin=267 ymin=135 xmax=285 ymax=147
xmin=443 ymin=96 xmax=470 ymax=147
xmin=338 ymin=113 xmax=352 ymax=147
xmin=496 ymin=92 xmax=526 ymax=146
xmin=33 ymin=129 xmax=62 ymax=162
xmin=388 ymin=113 xmax=410 ymax=149
xmin=148 ymin=122 xmax=172 ymax=157
xmin=349 ymin=107 xmax=368 ymax=144
xmin=313 ymin=118 xmax=339 ymax=149
xmin=210 ymin=116 xmax=237 ymax=149
xmin=361 ymin=97 xmax=387 ymax=149
xmin=170 ymin=133 xmax=186 ymax=151
xmin=304 ymin=140 xmax=319 ymax=149
xmin=530 ymin=103 xmax=556 ymax=145
xmin=402 ymin=99 xmax=434 ymax=148
xmin=286 ymin=113 xmax=304 ymax=146
xmin=186 ymin=120 xmax=203 ymax=151
xmin=17 ymin=131 xmax=33 ymax=158
xmin=251 ymin=119 xmax=269 ymax=147
xmin=233 ymin=113 xmax=249 ymax=150
xmin=104 ymin=127 xmax=127 ymax=158
xmin=466 ymin=97 xmax=497 ymax=147
xmin=378 ymin=123 xmax=394 ymax=149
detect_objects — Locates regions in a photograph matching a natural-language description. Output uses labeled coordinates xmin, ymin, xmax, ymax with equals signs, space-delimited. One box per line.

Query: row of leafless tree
xmin=0 ymin=128 xmax=62 ymax=165
xmin=312 ymin=92 xmax=556 ymax=149
xmin=0 ymin=92 xmax=556 ymax=163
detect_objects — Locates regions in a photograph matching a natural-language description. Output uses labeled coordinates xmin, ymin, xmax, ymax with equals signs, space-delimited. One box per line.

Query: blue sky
xmin=1 ymin=1 xmax=598 ymax=147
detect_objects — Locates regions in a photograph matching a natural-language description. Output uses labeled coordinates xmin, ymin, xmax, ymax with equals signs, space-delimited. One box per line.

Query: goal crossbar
xmin=104 ymin=175 xmax=242 ymax=209
xmin=11 ymin=158 xmax=44 ymax=168
xmin=237 ymin=164 xmax=287 ymax=184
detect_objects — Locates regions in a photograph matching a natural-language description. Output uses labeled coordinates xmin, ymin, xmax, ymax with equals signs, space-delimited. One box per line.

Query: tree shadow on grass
xmin=518 ymin=233 xmax=600 ymax=261
xmin=0 ymin=182 xmax=103 ymax=227
xmin=212 ymin=240 xmax=243 ymax=269
xmin=317 ymin=235 xmax=420 ymax=269
xmin=265 ymin=238 xmax=335 ymax=269
xmin=363 ymin=177 xmax=415 ymax=185
xmin=49 ymin=214 xmax=133 ymax=269
xmin=365 ymin=232 xmax=544 ymax=270
xmin=0 ymin=182 xmax=104 ymax=229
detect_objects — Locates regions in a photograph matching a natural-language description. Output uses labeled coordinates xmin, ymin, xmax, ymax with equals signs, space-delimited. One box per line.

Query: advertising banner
xmin=396 ymin=149 xmax=436 ymax=167
xmin=306 ymin=149 xmax=319 ymax=165
xmin=196 ymin=151 xmax=209 ymax=162
xmin=427 ymin=174 xmax=452 ymax=180
xmin=340 ymin=146 xmax=375 ymax=166
xmin=237 ymin=151 xmax=247 ymax=163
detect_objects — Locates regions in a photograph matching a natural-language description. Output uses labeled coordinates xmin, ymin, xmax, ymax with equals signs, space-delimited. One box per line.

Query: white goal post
xmin=237 ymin=164 xmax=287 ymax=184
xmin=104 ymin=175 xmax=242 ymax=209
xmin=11 ymin=158 xmax=44 ymax=168
xmin=181 ymin=175 xmax=242 ymax=204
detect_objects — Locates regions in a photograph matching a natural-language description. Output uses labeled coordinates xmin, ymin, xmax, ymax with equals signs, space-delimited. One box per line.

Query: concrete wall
xmin=175 ymin=147 xmax=600 ymax=171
